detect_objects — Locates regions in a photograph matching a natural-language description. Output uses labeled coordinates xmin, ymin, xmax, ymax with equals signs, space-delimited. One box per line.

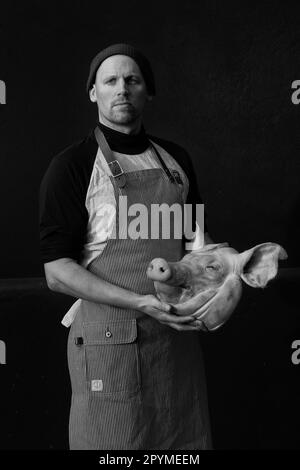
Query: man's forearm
xmin=45 ymin=258 xmax=143 ymax=310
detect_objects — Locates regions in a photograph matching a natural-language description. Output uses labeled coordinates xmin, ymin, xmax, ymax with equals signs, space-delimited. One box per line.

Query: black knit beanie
xmin=86 ymin=43 xmax=156 ymax=96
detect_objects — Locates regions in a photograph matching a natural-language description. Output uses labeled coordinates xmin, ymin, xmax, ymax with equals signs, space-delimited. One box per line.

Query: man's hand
xmin=136 ymin=294 xmax=205 ymax=331
xmin=45 ymin=258 xmax=205 ymax=331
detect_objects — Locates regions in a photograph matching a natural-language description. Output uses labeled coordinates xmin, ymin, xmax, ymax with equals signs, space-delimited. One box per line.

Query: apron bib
xmin=67 ymin=154 xmax=212 ymax=450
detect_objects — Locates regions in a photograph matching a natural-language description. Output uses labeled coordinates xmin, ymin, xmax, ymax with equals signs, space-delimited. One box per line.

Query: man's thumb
xmin=161 ymin=302 xmax=171 ymax=312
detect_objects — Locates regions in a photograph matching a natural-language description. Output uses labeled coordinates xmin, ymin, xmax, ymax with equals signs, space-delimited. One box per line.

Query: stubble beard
xmin=110 ymin=107 xmax=138 ymax=125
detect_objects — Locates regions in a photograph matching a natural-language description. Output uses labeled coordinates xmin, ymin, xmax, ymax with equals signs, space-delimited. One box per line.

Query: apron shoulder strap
xmin=94 ymin=126 xmax=126 ymax=189
xmin=149 ymin=140 xmax=175 ymax=183
xmin=94 ymin=126 xmax=176 ymax=187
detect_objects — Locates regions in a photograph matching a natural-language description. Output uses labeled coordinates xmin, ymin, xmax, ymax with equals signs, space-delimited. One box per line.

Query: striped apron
xmin=67 ymin=155 xmax=212 ymax=450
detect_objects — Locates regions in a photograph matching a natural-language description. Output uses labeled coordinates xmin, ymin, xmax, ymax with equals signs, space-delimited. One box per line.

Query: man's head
xmin=87 ymin=44 xmax=155 ymax=133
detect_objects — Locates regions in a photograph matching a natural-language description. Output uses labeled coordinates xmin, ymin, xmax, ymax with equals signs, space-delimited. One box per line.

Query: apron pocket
xmin=82 ymin=319 xmax=140 ymax=397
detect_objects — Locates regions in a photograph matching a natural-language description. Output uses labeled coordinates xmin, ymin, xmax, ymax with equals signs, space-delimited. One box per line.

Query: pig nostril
xmin=159 ymin=267 xmax=166 ymax=273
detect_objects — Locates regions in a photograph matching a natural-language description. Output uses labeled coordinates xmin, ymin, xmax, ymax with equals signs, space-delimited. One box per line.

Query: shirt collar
xmin=96 ymin=121 xmax=150 ymax=155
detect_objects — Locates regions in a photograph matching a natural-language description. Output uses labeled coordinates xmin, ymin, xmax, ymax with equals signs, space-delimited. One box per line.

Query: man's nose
xmin=117 ymin=78 xmax=129 ymax=95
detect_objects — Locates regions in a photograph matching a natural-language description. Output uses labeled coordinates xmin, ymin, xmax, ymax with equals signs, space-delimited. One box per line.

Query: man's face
xmin=89 ymin=55 xmax=150 ymax=128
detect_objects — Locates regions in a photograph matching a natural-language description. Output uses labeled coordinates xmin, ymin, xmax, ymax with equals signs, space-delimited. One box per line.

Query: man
xmin=39 ymin=43 xmax=213 ymax=450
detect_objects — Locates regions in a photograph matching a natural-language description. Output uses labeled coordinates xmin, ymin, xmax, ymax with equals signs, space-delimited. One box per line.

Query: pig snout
xmin=147 ymin=258 xmax=190 ymax=287
xmin=147 ymin=258 xmax=172 ymax=282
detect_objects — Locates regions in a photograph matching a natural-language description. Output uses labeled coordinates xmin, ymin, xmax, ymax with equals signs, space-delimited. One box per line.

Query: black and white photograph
xmin=0 ymin=0 xmax=299 ymax=455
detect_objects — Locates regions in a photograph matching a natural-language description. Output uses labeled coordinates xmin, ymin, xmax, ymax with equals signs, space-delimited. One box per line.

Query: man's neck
xmin=98 ymin=116 xmax=142 ymax=135
xmin=96 ymin=119 xmax=149 ymax=155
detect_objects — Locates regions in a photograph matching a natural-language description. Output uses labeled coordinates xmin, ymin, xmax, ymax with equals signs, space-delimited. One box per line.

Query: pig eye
xmin=205 ymin=264 xmax=220 ymax=272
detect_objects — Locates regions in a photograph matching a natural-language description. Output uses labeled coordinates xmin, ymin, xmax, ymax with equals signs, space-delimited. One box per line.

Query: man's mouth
xmin=113 ymin=102 xmax=132 ymax=107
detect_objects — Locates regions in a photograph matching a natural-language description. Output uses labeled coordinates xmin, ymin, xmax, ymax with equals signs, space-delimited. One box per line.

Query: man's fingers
xmin=149 ymin=297 xmax=171 ymax=313
xmin=157 ymin=311 xmax=196 ymax=323
xmin=159 ymin=302 xmax=172 ymax=313
xmin=161 ymin=321 xmax=204 ymax=331
xmin=192 ymin=319 xmax=210 ymax=332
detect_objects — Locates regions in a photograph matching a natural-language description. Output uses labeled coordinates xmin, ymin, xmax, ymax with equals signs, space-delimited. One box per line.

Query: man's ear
xmin=237 ymin=243 xmax=288 ymax=288
xmin=89 ymin=85 xmax=97 ymax=103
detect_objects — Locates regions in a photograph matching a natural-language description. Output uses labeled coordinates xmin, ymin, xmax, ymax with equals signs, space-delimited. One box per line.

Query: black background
xmin=0 ymin=0 xmax=299 ymax=449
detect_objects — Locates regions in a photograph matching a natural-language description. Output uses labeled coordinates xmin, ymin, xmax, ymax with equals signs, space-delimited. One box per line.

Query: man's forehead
xmin=98 ymin=55 xmax=142 ymax=76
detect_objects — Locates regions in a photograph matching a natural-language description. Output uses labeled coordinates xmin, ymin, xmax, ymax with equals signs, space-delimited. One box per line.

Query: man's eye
xmin=127 ymin=77 xmax=139 ymax=84
xmin=106 ymin=78 xmax=116 ymax=84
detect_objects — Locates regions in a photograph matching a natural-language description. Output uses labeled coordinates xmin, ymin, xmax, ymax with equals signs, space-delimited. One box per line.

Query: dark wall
xmin=0 ymin=0 xmax=300 ymax=450
xmin=0 ymin=0 xmax=299 ymax=276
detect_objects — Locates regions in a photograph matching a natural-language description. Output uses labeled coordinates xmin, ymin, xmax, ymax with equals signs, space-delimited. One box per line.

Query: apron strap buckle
xmin=172 ymin=170 xmax=183 ymax=185
xmin=108 ymin=161 xmax=127 ymax=188
xmin=94 ymin=126 xmax=127 ymax=189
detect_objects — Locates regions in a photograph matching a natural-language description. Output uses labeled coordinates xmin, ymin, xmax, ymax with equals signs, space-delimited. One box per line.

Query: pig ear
xmin=197 ymin=242 xmax=229 ymax=252
xmin=238 ymin=243 xmax=288 ymax=288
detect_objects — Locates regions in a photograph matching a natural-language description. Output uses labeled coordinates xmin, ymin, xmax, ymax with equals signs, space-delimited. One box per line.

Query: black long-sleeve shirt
xmin=39 ymin=123 xmax=207 ymax=264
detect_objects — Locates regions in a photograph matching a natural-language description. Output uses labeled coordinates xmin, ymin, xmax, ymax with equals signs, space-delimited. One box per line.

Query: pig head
xmin=146 ymin=242 xmax=287 ymax=331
